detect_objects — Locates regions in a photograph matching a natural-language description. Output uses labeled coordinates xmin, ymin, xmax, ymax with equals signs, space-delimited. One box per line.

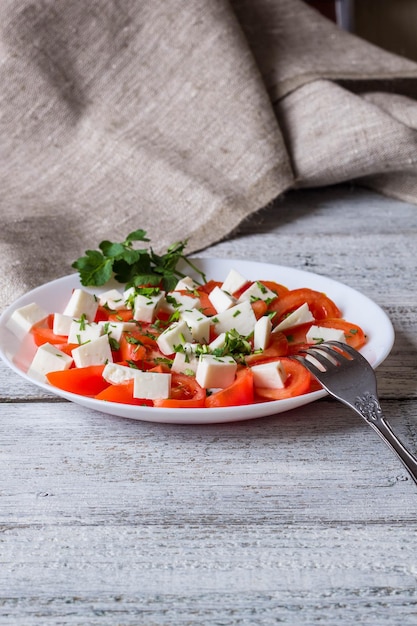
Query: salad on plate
xmin=5 ymin=230 xmax=366 ymax=410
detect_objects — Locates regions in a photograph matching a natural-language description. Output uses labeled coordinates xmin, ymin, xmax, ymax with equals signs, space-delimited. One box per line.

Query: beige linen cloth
xmin=1 ymin=0 xmax=417 ymax=310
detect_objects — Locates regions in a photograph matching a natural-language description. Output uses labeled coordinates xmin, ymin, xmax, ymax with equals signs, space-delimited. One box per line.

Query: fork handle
xmin=352 ymin=392 xmax=417 ymax=486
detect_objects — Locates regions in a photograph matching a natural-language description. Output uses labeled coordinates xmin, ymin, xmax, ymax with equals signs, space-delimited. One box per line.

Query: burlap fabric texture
xmin=1 ymin=0 xmax=417 ymax=309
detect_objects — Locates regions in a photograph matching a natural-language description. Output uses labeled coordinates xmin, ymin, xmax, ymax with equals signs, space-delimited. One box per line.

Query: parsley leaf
xmin=72 ymin=229 xmax=206 ymax=288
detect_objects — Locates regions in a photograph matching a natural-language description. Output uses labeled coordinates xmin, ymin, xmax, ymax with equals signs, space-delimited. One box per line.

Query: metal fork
xmin=293 ymin=341 xmax=417 ymax=486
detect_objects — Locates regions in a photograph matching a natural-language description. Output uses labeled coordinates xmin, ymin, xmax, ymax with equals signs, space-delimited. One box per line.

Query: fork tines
xmin=294 ymin=341 xmax=357 ymax=376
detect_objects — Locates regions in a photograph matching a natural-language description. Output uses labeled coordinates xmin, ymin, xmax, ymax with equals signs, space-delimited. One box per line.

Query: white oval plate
xmin=0 ymin=258 xmax=394 ymax=424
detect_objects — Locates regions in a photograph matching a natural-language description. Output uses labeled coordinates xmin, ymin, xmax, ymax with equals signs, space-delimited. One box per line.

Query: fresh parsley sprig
xmin=72 ymin=229 xmax=206 ymax=291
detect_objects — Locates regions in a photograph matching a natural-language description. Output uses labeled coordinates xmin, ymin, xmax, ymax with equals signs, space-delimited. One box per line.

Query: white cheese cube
xmin=63 ymin=289 xmax=98 ymax=322
xmin=212 ymin=300 xmax=257 ymax=337
xmin=221 ymin=268 xmax=248 ymax=295
xmin=133 ymin=291 xmax=165 ymax=323
xmin=102 ymin=362 xmax=136 ymax=385
xmin=98 ymin=289 xmax=125 ymax=310
xmin=72 ymin=334 xmax=113 ymax=368
xmin=196 ymin=354 xmax=237 ymax=389
xmin=98 ymin=321 xmax=137 ymax=343
xmin=27 ymin=343 xmax=73 ymax=382
xmin=6 ymin=302 xmax=48 ymax=339
xmin=273 ymin=303 xmax=314 ymax=332
xmin=305 ymin=325 xmax=346 ymax=344
xmin=180 ymin=309 xmax=211 ymax=343
xmin=68 ymin=320 xmax=104 ymax=345
xmin=52 ymin=313 xmax=73 ymax=337
xmin=133 ymin=370 xmax=171 ymax=400
xmin=208 ymin=286 xmax=236 ymax=313
xmin=156 ymin=320 xmax=193 ymax=355
xmin=209 ymin=332 xmax=226 ymax=352
xmin=162 ymin=291 xmax=201 ymax=313
xmin=253 ymin=316 xmax=272 ymax=351
xmin=238 ymin=281 xmax=277 ymax=304
xmin=251 ymin=361 xmax=287 ymax=389
xmin=174 ymin=276 xmax=200 ymax=291
xmin=123 ymin=286 xmax=136 ymax=309
xmin=171 ymin=350 xmax=199 ymax=375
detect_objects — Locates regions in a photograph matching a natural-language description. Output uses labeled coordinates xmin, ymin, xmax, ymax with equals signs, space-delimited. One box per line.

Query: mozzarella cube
xmin=174 ymin=276 xmax=200 ymax=291
xmin=162 ymin=292 xmax=201 ymax=313
xmin=212 ymin=300 xmax=257 ymax=337
xmin=221 ymin=268 xmax=248 ymax=295
xmin=27 ymin=343 xmax=73 ymax=382
xmin=171 ymin=350 xmax=199 ymax=375
xmin=180 ymin=309 xmax=211 ymax=343
xmin=63 ymin=289 xmax=98 ymax=322
xmin=209 ymin=332 xmax=226 ymax=352
xmin=133 ymin=291 xmax=165 ymax=323
xmin=123 ymin=286 xmax=136 ymax=309
xmin=196 ymin=354 xmax=237 ymax=389
xmin=102 ymin=362 xmax=136 ymax=385
xmin=6 ymin=302 xmax=48 ymax=339
xmin=238 ymin=281 xmax=277 ymax=304
xmin=133 ymin=371 xmax=171 ymax=400
xmin=98 ymin=289 xmax=125 ymax=310
xmin=98 ymin=321 xmax=137 ymax=343
xmin=68 ymin=320 xmax=104 ymax=345
xmin=52 ymin=313 xmax=73 ymax=337
xmin=253 ymin=316 xmax=272 ymax=351
xmin=156 ymin=320 xmax=193 ymax=355
xmin=72 ymin=334 xmax=113 ymax=368
xmin=251 ymin=360 xmax=287 ymax=389
xmin=305 ymin=325 xmax=346 ymax=344
xmin=273 ymin=303 xmax=314 ymax=332
xmin=208 ymin=286 xmax=236 ymax=313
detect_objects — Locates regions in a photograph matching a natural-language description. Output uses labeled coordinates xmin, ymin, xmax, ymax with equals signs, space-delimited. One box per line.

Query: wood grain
xmin=1 ymin=185 xmax=417 ymax=625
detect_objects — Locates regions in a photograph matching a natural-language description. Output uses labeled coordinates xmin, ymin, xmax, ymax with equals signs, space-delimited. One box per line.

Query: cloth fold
xmin=1 ymin=0 xmax=417 ymax=309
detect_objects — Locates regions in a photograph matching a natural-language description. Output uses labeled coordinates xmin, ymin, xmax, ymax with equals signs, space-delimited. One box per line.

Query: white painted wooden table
xmin=1 ymin=186 xmax=417 ymax=625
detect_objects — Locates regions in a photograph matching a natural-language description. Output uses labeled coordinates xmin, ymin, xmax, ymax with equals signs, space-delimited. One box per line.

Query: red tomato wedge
xmin=255 ymin=358 xmax=311 ymax=401
xmin=95 ymin=380 xmax=153 ymax=405
xmin=269 ymin=288 xmax=342 ymax=325
xmin=153 ymin=373 xmax=206 ymax=408
xmin=47 ymin=365 xmax=110 ymax=396
xmin=251 ymin=299 xmax=268 ymax=319
xmin=31 ymin=324 xmax=68 ymax=347
xmin=118 ymin=328 xmax=159 ymax=363
xmin=107 ymin=309 xmax=135 ymax=322
xmin=205 ymin=368 xmax=254 ymax=408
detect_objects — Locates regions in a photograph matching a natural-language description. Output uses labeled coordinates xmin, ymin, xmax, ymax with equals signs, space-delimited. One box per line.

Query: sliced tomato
xmin=153 ymin=373 xmax=206 ymax=408
xmin=312 ymin=318 xmax=366 ymax=349
xmin=245 ymin=331 xmax=288 ymax=365
xmin=31 ymin=324 xmax=68 ymax=347
xmin=251 ymin=299 xmax=268 ymax=320
xmin=54 ymin=342 xmax=79 ymax=357
xmin=108 ymin=309 xmax=135 ymax=322
xmin=118 ymin=328 xmax=158 ymax=363
xmin=255 ymin=358 xmax=311 ymax=401
xmin=268 ymin=288 xmax=342 ymax=325
xmin=199 ymin=280 xmax=223 ymax=294
xmin=259 ymin=280 xmax=289 ymax=299
xmin=95 ymin=380 xmax=153 ymax=405
xmin=94 ymin=306 xmax=112 ymax=322
xmin=46 ymin=365 xmax=109 ymax=396
xmin=205 ymin=367 xmax=254 ymax=408
xmin=196 ymin=290 xmax=218 ymax=317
